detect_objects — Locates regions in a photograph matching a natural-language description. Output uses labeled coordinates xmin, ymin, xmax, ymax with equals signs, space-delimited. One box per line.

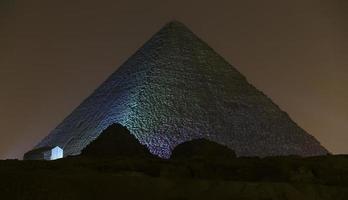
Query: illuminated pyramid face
xmin=29 ymin=21 xmax=328 ymax=158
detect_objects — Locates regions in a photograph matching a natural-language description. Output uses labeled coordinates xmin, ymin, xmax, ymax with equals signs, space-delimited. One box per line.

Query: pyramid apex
xmin=163 ymin=20 xmax=188 ymax=29
xmin=166 ymin=20 xmax=184 ymax=24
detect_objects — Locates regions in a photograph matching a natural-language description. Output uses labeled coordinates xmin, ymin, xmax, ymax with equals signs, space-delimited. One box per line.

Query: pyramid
xmin=80 ymin=123 xmax=155 ymax=158
xmin=26 ymin=21 xmax=328 ymax=159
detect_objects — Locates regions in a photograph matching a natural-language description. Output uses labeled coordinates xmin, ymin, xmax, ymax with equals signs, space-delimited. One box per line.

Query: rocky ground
xmin=2 ymin=124 xmax=347 ymax=200
xmin=1 ymin=154 xmax=348 ymax=199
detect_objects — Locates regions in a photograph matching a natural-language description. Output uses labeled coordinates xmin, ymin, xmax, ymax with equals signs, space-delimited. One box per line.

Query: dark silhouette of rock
xmin=81 ymin=123 xmax=155 ymax=158
xmin=171 ymin=139 xmax=236 ymax=160
xmin=24 ymin=147 xmax=53 ymax=160
xmin=2 ymin=155 xmax=348 ymax=200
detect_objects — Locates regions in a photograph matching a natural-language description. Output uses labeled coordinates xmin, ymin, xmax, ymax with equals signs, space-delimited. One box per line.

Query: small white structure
xmin=23 ymin=146 xmax=64 ymax=160
xmin=50 ymin=146 xmax=64 ymax=160
xmin=23 ymin=145 xmax=64 ymax=160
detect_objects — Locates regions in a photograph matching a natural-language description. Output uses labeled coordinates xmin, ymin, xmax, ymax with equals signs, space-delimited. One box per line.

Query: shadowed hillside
xmin=171 ymin=138 xmax=236 ymax=160
xmin=1 ymin=155 xmax=348 ymax=200
xmin=81 ymin=123 xmax=155 ymax=159
xmin=1 ymin=124 xmax=347 ymax=200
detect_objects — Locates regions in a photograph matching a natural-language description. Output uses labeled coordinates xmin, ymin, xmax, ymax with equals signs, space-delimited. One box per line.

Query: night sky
xmin=0 ymin=0 xmax=347 ymax=159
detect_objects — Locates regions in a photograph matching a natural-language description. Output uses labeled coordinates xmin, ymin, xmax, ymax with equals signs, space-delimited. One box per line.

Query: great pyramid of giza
xmin=25 ymin=21 xmax=328 ymax=159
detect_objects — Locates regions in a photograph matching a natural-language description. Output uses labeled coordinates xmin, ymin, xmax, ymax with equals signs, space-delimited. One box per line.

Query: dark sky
xmin=0 ymin=0 xmax=347 ymax=159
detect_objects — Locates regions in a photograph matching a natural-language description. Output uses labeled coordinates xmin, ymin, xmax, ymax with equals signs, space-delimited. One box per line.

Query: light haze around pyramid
xmin=27 ymin=21 xmax=328 ymax=159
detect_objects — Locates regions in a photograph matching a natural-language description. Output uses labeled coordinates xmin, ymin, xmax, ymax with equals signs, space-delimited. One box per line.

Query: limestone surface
xmin=28 ymin=21 xmax=328 ymax=159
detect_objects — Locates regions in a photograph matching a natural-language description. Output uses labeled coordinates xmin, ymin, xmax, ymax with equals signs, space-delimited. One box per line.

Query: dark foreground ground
xmin=1 ymin=155 xmax=348 ymax=200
